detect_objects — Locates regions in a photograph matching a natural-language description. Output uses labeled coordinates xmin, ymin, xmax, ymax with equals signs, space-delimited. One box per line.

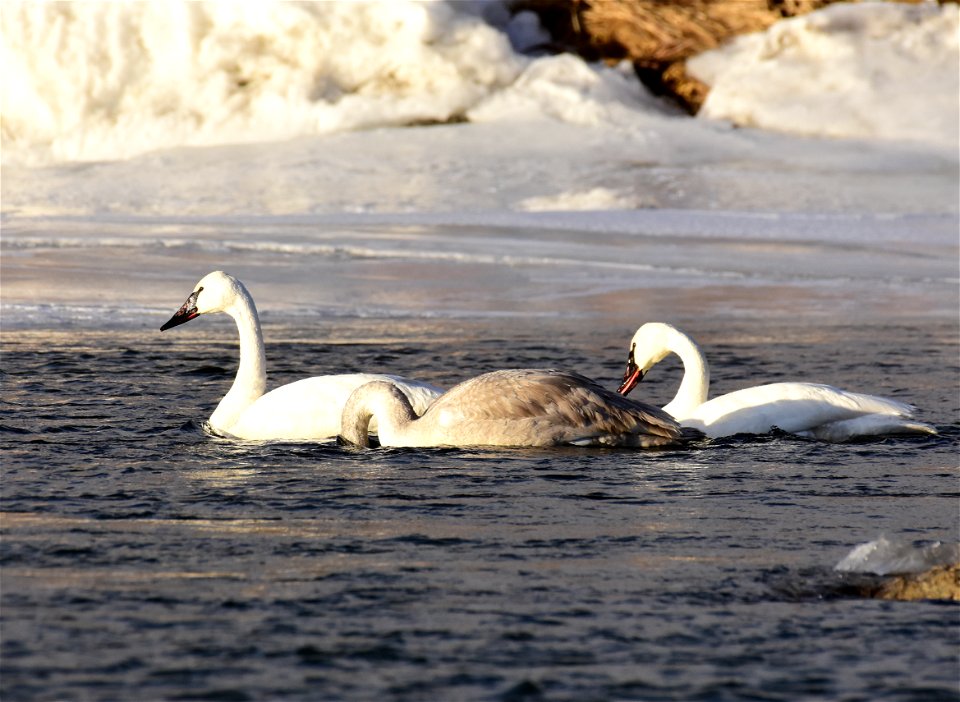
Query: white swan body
xmin=161 ymin=271 xmax=443 ymax=440
xmin=340 ymin=369 xmax=684 ymax=449
xmin=618 ymin=323 xmax=937 ymax=441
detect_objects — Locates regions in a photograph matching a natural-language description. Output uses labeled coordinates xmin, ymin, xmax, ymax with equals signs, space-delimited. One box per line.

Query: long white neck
xmin=660 ymin=327 xmax=710 ymax=419
xmin=340 ymin=381 xmax=418 ymax=447
xmin=209 ymin=288 xmax=267 ymax=430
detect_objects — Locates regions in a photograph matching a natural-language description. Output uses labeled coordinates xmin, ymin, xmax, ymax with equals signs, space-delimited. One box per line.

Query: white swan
xmin=160 ymin=271 xmax=443 ymax=441
xmin=618 ymin=322 xmax=937 ymax=442
xmin=339 ymin=368 xmax=685 ymax=449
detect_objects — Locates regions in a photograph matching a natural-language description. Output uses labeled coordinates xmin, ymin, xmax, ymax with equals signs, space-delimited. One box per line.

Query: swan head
xmin=160 ymin=271 xmax=246 ymax=331
xmin=617 ymin=323 xmax=679 ymax=395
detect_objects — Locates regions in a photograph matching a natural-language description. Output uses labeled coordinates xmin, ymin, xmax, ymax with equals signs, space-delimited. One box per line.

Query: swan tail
xmin=797 ymin=414 xmax=938 ymax=442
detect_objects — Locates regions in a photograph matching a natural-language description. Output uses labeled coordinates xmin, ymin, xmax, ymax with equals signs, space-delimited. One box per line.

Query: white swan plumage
xmin=618 ymin=322 xmax=937 ymax=442
xmin=161 ymin=271 xmax=443 ymax=440
xmin=340 ymin=369 xmax=685 ymax=449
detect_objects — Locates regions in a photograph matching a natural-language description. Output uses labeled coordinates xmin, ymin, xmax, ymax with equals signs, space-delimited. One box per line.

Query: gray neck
xmin=340 ymin=381 xmax=417 ymax=447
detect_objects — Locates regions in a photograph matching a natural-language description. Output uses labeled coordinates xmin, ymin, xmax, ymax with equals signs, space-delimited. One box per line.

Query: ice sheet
xmin=2 ymin=210 xmax=956 ymax=329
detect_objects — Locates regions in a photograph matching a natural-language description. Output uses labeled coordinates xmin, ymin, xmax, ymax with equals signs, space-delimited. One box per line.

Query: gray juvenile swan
xmin=618 ymin=322 xmax=937 ymax=441
xmin=340 ymin=368 xmax=684 ymax=448
xmin=161 ymin=271 xmax=443 ymax=440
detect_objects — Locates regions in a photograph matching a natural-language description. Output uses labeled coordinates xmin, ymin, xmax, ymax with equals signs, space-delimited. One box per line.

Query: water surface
xmin=2 ymin=315 xmax=957 ymax=701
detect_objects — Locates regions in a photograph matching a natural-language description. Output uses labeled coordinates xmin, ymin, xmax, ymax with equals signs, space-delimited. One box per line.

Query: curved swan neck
xmin=210 ymin=284 xmax=267 ymax=428
xmin=661 ymin=326 xmax=710 ymax=418
xmin=341 ymin=381 xmax=418 ymax=447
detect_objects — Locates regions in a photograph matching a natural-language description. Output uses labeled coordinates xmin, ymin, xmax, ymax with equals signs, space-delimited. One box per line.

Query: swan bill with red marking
xmin=160 ymin=288 xmax=202 ymax=331
xmin=617 ymin=342 xmax=644 ymax=395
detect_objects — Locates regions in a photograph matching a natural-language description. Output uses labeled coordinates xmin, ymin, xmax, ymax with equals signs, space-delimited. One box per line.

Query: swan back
xmin=436 ymin=369 xmax=681 ymax=447
xmin=342 ymin=369 xmax=683 ymax=448
xmin=685 ymin=382 xmax=926 ymax=438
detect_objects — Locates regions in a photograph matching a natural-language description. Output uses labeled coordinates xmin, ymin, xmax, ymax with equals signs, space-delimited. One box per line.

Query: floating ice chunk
xmin=517 ymin=187 xmax=640 ymax=212
xmin=835 ymin=536 xmax=960 ymax=575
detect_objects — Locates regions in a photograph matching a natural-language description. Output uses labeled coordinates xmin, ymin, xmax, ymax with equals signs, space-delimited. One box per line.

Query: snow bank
xmin=0 ymin=1 xmax=663 ymax=165
xmin=0 ymin=1 xmax=525 ymax=164
xmin=2 ymin=1 xmax=957 ymax=166
xmin=467 ymin=54 xmax=668 ymax=127
xmin=688 ymin=2 xmax=959 ymax=148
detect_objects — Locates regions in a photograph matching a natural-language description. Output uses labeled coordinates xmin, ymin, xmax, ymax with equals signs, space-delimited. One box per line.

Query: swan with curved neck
xmin=618 ymin=323 xmax=936 ymax=442
xmin=161 ymin=271 xmax=443 ymax=440
xmin=340 ymin=369 xmax=685 ymax=448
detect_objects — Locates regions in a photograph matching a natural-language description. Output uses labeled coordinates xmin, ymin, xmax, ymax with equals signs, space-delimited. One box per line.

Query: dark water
xmin=2 ymin=318 xmax=958 ymax=701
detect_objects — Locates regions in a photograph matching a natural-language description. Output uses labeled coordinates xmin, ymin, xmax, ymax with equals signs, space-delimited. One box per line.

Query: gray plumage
xmin=340 ymin=368 xmax=683 ymax=449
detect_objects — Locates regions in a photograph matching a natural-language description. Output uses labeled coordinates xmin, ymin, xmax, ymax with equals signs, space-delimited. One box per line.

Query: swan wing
xmin=684 ymin=382 xmax=919 ymax=438
xmin=423 ymin=369 xmax=681 ymax=447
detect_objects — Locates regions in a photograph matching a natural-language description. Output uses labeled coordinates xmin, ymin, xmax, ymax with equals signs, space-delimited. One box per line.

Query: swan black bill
xmin=617 ymin=342 xmax=644 ymax=395
xmin=160 ymin=290 xmax=201 ymax=331
xmin=617 ymin=365 xmax=644 ymax=396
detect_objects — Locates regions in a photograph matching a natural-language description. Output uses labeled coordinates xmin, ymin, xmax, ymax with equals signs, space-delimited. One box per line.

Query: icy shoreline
xmin=3 ymin=2 xmax=957 ymax=166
